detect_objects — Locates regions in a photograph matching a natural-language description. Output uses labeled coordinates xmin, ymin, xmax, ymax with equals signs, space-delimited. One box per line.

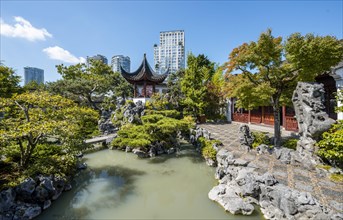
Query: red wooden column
xmin=248 ymin=109 xmax=251 ymax=124
xmin=261 ymin=106 xmax=265 ymax=124
xmin=282 ymin=106 xmax=286 ymax=128
xmin=143 ymin=81 xmax=147 ymax=98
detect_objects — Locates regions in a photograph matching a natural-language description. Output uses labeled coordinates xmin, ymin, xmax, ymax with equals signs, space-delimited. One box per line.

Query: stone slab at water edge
xmin=0 ymin=175 xmax=72 ymax=220
xmin=209 ymin=148 xmax=342 ymax=219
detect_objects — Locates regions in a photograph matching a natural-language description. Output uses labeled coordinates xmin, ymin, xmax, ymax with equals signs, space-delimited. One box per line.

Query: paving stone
xmin=294 ymin=174 xmax=311 ymax=182
xmin=329 ymin=200 xmax=343 ymax=211
xmin=295 ymin=182 xmax=314 ymax=192
xmin=198 ymin=122 xmax=343 ymax=210
xmin=293 ymin=168 xmax=310 ymax=177
xmin=255 ymin=161 xmax=269 ymax=168
xmin=318 ymin=181 xmax=337 ymax=188
xmin=258 ymin=156 xmax=270 ymax=163
xmin=274 ymin=177 xmax=288 ymax=186
xmin=273 ymin=171 xmax=288 ymax=178
xmin=273 ymin=164 xmax=288 ymax=172
xmin=321 ymin=188 xmax=343 ymax=201
xmin=242 ymin=153 xmax=256 ymax=161
xmin=255 ymin=168 xmax=268 ymax=175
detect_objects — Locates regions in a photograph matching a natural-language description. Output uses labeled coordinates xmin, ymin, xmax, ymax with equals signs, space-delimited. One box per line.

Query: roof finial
xmin=144 ymin=53 xmax=146 ymax=58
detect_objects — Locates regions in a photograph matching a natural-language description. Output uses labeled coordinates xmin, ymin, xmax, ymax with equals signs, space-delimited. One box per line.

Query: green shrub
xmin=252 ymin=132 xmax=270 ymax=148
xmin=144 ymin=109 xmax=181 ymax=119
xmin=317 ymin=121 xmax=343 ymax=167
xmin=25 ymin=154 xmax=76 ymax=178
xmin=1 ymin=144 xmax=21 ymax=163
xmin=181 ymin=115 xmax=196 ymax=131
xmin=198 ymin=137 xmax=219 ymax=162
xmin=282 ymin=138 xmax=298 ymax=150
xmin=141 ymin=114 xmax=164 ymax=123
xmin=111 ymin=109 xmax=194 ymax=151
xmin=145 ymin=93 xmax=173 ymax=110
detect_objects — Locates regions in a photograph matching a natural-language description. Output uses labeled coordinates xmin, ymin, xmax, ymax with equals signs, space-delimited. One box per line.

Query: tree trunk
xmin=272 ymin=95 xmax=281 ymax=148
xmin=19 ymin=141 xmax=36 ymax=169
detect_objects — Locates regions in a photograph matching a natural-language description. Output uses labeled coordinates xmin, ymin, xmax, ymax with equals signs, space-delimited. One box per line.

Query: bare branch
xmin=15 ymin=100 xmax=30 ymax=122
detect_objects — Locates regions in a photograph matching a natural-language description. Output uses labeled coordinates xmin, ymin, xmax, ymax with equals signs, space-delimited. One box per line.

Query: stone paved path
xmin=199 ymin=122 xmax=343 ymax=213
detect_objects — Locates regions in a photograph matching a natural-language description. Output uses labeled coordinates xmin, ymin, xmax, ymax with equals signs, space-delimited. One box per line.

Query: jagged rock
xmin=239 ymin=144 xmax=251 ymax=152
xmin=256 ymin=144 xmax=274 ymax=155
xmin=98 ymin=110 xmax=116 ymax=134
xmin=75 ymin=152 xmax=83 ymax=158
xmin=32 ymin=186 xmax=49 ymax=202
xmin=77 ymin=162 xmax=87 ymax=170
xmin=212 ymin=142 xmax=221 ymax=152
xmin=125 ymin=146 xmax=132 ymax=153
xmin=0 ymin=188 xmax=16 ymax=213
xmin=38 ymin=176 xmax=55 ymax=195
xmin=235 ymin=170 xmax=260 ymax=197
xmin=53 ymin=176 xmax=66 ymax=192
xmin=205 ymin=158 xmax=217 ymax=167
xmin=202 ymin=129 xmax=211 ymax=140
xmin=274 ymin=148 xmax=298 ymax=164
xmin=166 ymin=148 xmax=175 ymax=154
xmin=209 ymin=184 xmax=254 ymax=215
xmin=239 ymin=125 xmax=254 ymax=147
xmin=292 ymin=82 xmax=335 ymax=168
xmin=233 ymin=158 xmax=249 ymax=166
xmin=257 ymin=173 xmax=278 ymax=186
xmin=132 ymin=148 xmax=148 ymax=158
xmin=209 ymin=143 xmax=338 ymax=219
xmin=13 ymin=203 xmax=41 ymax=220
xmin=64 ymin=184 xmax=72 ymax=191
xmin=16 ymin=178 xmax=36 ymax=202
xmin=149 ymin=146 xmax=157 ymax=157
xmin=43 ymin=200 xmax=51 ymax=210
xmin=52 ymin=190 xmax=62 ymax=201
xmin=329 ymin=167 xmax=342 ymax=174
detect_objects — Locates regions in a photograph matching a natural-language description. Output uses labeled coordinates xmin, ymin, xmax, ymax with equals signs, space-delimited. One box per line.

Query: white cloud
xmin=0 ymin=16 xmax=52 ymax=41
xmin=43 ymin=46 xmax=86 ymax=64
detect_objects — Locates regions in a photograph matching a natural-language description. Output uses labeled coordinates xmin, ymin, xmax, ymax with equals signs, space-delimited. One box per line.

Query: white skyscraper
xmin=154 ymin=30 xmax=185 ymax=73
xmin=86 ymin=54 xmax=108 ymax=66
xmin=24 ymin=67 xmax=44 ymax=85
xmin=111 ymin=55 xmax=130 ymax=73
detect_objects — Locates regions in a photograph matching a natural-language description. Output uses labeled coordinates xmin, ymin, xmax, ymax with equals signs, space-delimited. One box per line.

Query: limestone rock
xmin=256 ymin=144 xmax=274 ymax=155
xmin=0 ymin=188 xmax=16 ymax=213
xmin=132 ymin=148 xmax=148 ymax=158
xmin=292 ymin=82 xmax=335 ymax=168
xmin=13 ymin=203 xmax=41 ymax=220
xmin=239 ymin=125 xmax=254 ymax=147
xmin=43 ymin=200 xmax=51 ymax=210
xmin=32 ymin=186 xmax=49 ymax=202
xmin=209 ymin=140 xmax=338 ymax=219
xmin=16 ymin=178 xmax=36 ymax=202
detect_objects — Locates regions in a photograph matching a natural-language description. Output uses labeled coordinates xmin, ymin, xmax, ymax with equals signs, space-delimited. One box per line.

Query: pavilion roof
xmin=120 ymin=54 xmax=169 ymax=84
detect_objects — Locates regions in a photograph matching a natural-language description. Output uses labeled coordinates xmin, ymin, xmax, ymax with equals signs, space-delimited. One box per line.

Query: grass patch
xmin=330 ymin=173 xmax=343 ymax=183
xmin=282 ymin=138 xmax=298 ymax=150
xmin=316 ymin=164 xmax=332 ymax=171
xmin=251 ymin=132 xmax=270 ymax=148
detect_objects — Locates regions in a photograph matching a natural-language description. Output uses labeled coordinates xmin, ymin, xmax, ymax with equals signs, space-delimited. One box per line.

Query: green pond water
xmin=37 ymin=147 xmax=263 ymax=219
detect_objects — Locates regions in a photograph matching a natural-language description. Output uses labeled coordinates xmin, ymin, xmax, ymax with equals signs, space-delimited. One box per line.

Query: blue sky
xmin=1 ymin=0 xmax=342 ymax=84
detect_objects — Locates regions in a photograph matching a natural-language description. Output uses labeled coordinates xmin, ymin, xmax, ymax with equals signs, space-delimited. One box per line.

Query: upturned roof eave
xmin=120 ymin=54 xmax=170 ymax=83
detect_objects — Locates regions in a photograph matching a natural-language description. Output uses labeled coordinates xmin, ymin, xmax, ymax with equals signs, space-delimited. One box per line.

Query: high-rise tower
xmin=86 ymin=54 xmax=108 ymax=65
xmin=154 ymin=30 xmax=185 ymax=73
xmin=111 ymin=55 xmax=130 ymax=73
xmin=24 ymin=67 xmax=44 ymax=85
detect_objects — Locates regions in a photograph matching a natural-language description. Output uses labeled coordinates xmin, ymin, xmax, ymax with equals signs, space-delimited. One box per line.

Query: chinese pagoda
xmin=120 ymin=54 xmax=169 ymax=101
